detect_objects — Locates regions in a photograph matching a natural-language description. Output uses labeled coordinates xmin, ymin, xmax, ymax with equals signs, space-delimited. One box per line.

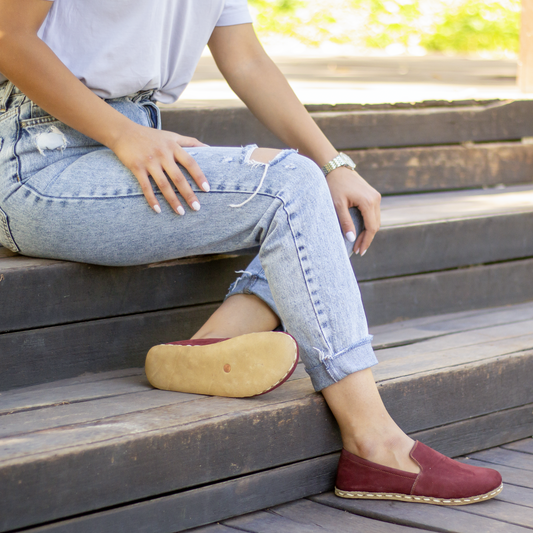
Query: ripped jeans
xmin=0 ymin=81 xmax=377 ymax=391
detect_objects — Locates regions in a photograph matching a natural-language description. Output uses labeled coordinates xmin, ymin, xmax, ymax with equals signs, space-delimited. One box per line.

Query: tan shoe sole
xmin=145 ymin=332 xmax=298 ymax=397
xmin=335 ymin=483 xmax=503 ymax=506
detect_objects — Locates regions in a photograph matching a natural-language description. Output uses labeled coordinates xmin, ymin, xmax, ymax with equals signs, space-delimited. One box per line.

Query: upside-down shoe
xmin=145 ymin=331 xmax=299 ymax=398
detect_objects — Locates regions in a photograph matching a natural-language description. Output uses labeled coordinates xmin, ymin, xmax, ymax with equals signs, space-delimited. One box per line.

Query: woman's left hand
xmin=326 ymin=167 xmax=381 ymax=256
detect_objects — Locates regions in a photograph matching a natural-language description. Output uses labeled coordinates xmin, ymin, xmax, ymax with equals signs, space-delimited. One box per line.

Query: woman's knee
xmin=249 ymin=147 xmax=282 ymax=164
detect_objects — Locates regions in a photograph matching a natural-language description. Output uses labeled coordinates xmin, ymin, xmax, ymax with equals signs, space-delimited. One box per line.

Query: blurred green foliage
xmin=248 ymin=0 xmax=521 ymax=54
xmin=421 ymin=1 xmax=520 ymax=53
xmin=248 ymin=0 xmax=338 ymax=46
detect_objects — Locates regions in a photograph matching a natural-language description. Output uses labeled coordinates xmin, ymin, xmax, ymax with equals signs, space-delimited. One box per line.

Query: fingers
xmin=129 ymin=166 xmax=163 ymax=214
xmin=337 ymin=204 xmax=357 ymax=245
xmin=146 ymin=137 xmax=210 ymax=214
xmin=173 ymin=145 xmax=210 ymax=194
xmin=176 ymin=134 xmax=209 ymax=148
xmin=356 ymin=194 xmax=381 ymax=256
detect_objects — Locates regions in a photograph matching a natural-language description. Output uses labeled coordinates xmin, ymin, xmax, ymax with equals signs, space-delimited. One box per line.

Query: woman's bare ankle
xmin=343 ymin=432 xmax=419 ymax=474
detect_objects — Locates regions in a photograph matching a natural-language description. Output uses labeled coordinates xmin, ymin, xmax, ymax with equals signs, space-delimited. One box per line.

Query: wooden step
xmin=2 ymin=185 xmax=532 ymax=389
xmin=1 ymin=301 xmax=532 ymax=532
xmin=347 ymin=141 xmax=533 ymax=195
xmin=161 ymin=100 xmax=533 ymax=151
xmin=2 ymin=185 xmax=531 ymax=333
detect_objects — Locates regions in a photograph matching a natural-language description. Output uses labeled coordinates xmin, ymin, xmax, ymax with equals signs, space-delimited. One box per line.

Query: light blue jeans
xmin=0 ymin=81 xmax=377 ymax=390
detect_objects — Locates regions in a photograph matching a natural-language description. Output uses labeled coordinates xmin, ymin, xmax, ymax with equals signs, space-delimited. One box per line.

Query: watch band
xmin=321 ymin=152 xmax=356 ymax=176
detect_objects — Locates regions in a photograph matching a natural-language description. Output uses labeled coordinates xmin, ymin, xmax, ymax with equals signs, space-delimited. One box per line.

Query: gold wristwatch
xmin=321 ymin=152 xmax=356 ymax=176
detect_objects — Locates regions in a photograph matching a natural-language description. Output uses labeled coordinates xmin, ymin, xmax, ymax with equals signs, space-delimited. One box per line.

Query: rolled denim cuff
xmin=306 ymin=337 xmax=378 ymax=391
xmin=225 ymin=260 xmax=286 ymax=332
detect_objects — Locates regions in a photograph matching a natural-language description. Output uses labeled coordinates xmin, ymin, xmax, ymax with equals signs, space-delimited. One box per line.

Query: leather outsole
xmin=145 ymin=332 xmax=299 ymax=397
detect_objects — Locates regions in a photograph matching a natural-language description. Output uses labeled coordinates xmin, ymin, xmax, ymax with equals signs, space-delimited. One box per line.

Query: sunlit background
xmin=249 ymin=0 xmax=520 ymax=58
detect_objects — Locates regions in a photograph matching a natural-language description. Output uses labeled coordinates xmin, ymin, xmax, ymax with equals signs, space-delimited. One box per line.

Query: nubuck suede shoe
xmin=145 ymin=332 xmax=299 ymax=398
xmin=335 ymin=441 xmax=503 ymax=506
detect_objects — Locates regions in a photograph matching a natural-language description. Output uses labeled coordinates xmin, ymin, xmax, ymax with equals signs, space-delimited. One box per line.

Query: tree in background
xmin=248 ymin=0 xmax=521 ymax=55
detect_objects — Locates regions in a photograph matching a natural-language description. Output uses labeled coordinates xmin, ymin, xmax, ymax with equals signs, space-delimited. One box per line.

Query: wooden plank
xmin=371 ymin=301 xmax=533 ymax=350
xmin=412 ymin=404 xmax=533 ymax=458
xmin=356 ymin=212 xmax=533 ymax=282
xmin=360 ymin=258 xmax=533 ymax=326
xmin=381 ymin=355 xmax=533 ymax=435
xmin=0 ymin=303 xmax=220 ymax=391
xmin=0 ymin=363 xmax=306 ymax=417
xmin=3 ymin=347 xmax=530 ymax=457
xmin=0 ymin=368 xmax=146 ymax=416
xmin=460 ymin=459 xmax=533 ymax=490
xmin=224 ymin=499 xmax=421 ymax=532
xmin=503 ymin=438 xmax=533 ymax=455
xmin=161 ymin=100 xmax=533 ymax=150
xmin=188 ymin=525 xmax=239 ymax=533
xmin=379 ymin=185 xmax=533 ymax=224
xmin=492 ymin=483 xmax=533 ymax=509
xmin=3 ymin=187 xmax=532 ymax=336
xmin=467 ymin=447 xmax=533 ymax=472
xmin=2 ymin=454 xmax=339 ymax=533
xmin=519 ymin=0 xmax=533 ymax=92
xmin=374 ymin=323 xmax=533 ymax=375
xmin=311 ymin=492 xmax=532 ymax=533
xmin=454 ymin=496 xmax=533 ymax=528
xmin=346 ymin=142 xmax=533 ymax=194
xmin=0 ymin=251 xmax=255 ymax=334
xmin=0 ymin=379 xmax=341 ymax=531
xmin=376 ymin=315 xmax=533 ymax=361
xmin=188 ymin=525 xmax=238 ymax=533
xmin=4 ymin=260 xmax=533 ymax=392
xmin=0 ymin=389 xmax=201 ymax=438
xmin=1 ymin=355 xmax=531 ymax=529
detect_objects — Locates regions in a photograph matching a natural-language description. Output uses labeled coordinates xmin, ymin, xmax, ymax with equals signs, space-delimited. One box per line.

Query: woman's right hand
xmin=109 ymin=123 xmax=210 ymax=215
xmin=0 ymin=0 xmax=210 ymax=216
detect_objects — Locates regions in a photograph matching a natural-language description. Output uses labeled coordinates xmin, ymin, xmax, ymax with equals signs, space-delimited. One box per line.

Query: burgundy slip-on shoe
xmin=335 ymin=441 xmax=503 ymax=505
xmin=145 ymin=331 xmax=299 ymax=398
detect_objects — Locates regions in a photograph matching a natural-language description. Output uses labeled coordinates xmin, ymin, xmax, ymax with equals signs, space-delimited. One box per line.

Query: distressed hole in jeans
xmin=35 ymin=126 xmax=67 ymax=155
xmin=249 ymin=147 xmax=281 ymax=164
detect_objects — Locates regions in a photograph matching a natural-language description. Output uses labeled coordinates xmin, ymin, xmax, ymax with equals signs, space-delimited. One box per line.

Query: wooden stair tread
xmin=380 ymin=184 xmax=533 ymax=226
xmin=161 ymin=100 xmax=533 ymax=150
xmin=1 ymin=302 xmax=532 ymax=531
xmin=1 ymin=186 xmax=532 ymax=336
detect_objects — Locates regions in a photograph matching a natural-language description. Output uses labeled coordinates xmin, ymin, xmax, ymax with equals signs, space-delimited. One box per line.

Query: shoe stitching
xmin=335 ymin=483 xmax=503 ymax=505
xmin=256 ymin=341 xmax=298 ymax=395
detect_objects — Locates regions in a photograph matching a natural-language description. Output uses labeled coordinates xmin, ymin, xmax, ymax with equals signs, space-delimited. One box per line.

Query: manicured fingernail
xmin=192 ymin=201 xmax=201 ymax=211
xmin=201 ymin=182 xmax=210 ymax=192
xmin=361 ymin=249 xmax=367 ymax=257
xmin=153 ymin=204 xmax=161 ymax=214
xmin=355 ymin=248 xmax=360 ymax=255
xmin=176 ymin=206 xmax=185 ymax=216
xmin=346 ymin=231 xmax=356 ymax=243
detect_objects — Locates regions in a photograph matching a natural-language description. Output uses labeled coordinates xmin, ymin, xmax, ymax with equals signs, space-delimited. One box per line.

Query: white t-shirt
xmin=1 ymin=0 xmax=252 ymax=103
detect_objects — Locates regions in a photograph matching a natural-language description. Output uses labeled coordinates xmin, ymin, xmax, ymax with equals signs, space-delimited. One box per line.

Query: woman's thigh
xmin=2 ymin=130 xmax=315 ymax=266
xmin=0 ymin=83 xmax=339 ymax=267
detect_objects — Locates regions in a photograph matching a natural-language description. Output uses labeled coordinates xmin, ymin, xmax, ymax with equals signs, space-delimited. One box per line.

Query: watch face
xmin=339 ymin=152 xmax=356 ymax=170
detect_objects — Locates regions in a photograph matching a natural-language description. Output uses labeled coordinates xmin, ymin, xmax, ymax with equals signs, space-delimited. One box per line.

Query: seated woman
xmin=0 ymin=0 xmax=501 ymax=506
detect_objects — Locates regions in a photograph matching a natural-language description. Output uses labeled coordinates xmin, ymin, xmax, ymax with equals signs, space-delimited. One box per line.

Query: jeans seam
xmin=279 ymin=197 xmax=333 ymax=357
xmin=13 ymin=106 xmax=22 ymax=183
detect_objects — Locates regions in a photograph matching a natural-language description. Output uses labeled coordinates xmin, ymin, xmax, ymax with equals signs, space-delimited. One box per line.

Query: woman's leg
xmin=189 ymin=148 xmax=418 ymax=471
xmin=194 ymin=290 xmax=418 ymax=472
